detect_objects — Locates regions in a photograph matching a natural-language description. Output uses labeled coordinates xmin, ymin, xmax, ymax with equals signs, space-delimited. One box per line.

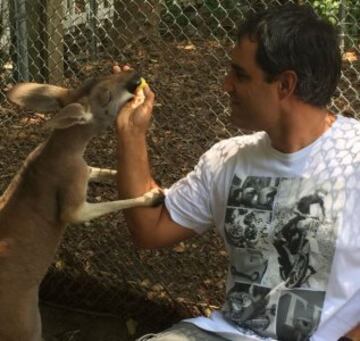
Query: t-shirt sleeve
xmin=165 ymin=149 xmax=215 ymax=234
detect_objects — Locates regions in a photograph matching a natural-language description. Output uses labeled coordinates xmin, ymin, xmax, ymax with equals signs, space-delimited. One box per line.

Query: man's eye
xmin=231 ymin=69 xmax=247 ymax=80
xmin=236 ymin=71 xmax=248 ymax=79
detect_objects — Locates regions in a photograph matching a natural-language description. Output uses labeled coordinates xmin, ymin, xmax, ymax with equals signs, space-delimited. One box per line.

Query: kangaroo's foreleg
xmin=62 ymin=188 xmax=164 ymax=223
xmin=88 ymin=166 xmax=117 ymax=184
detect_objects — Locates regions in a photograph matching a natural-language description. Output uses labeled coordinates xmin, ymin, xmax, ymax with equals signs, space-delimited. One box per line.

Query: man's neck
xmin=267 ymin=103 xmax=336 ymax=154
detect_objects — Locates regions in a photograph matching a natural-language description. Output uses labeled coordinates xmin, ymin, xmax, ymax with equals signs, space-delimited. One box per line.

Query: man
xmin=116 ymin=4 xmax=360 ymax=341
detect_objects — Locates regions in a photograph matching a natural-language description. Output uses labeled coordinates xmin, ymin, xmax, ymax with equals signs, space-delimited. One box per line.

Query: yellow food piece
xmin=137 ymin=77 xmax=148 ymax=91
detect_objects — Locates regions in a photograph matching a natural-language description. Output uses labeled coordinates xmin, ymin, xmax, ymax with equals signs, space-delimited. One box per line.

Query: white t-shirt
xmin=165 ymin=115 xmax=360 ymax=341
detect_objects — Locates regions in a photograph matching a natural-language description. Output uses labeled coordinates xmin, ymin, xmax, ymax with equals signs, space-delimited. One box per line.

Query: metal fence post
xmin=87 ymin=0 xmax=98 ymax=60
xmin=14 ymin=0 xmax=29 ymax=81
xmin=47 ymin=0 xmax=65 ymax=84
xmin=339 ymin=0 xmax=346 ymax=53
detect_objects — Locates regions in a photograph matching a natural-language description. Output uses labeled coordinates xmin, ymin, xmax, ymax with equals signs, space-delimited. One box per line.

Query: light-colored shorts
xmin=136 ymin=322 xmax=227 ymax=341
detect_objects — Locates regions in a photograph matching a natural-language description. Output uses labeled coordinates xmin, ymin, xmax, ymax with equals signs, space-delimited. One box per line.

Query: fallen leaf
xmin=173 ymin=242 xmax=186 ymax=253
xmin=151 ymin=283 xmax=164 ymax=292
xmin=204 ymin=307 xmax=212 ymax=317
xmin=140 ymin=278 xmax=151 ymax=288
xmin=126 ymin=318 xmax=138 ymax=336
xmin=55 ymin=260 xmax=65 ymax=270
xmin=343 ymin=51 xmax=358 ymax=62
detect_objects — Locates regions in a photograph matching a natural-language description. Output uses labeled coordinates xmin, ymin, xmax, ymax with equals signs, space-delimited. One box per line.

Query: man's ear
xmin=277 ymin=70 xmax=298 ymax=100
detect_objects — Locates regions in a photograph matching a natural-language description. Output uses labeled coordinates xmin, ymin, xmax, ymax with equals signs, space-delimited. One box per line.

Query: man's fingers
xmin=116 ymin=82 xmax=155 ymax=130
xmin=112 ymin=64 xmax=132 ymax=74
xmin=142 ymin=85 xmax=155 ymax=105
xmin=112 ymin=65 xmax=121 ymax=73
xmin=143 ymin=88 xmax=155 ymax=111
xmin=143 ymin=85 xmax=153 ymax=97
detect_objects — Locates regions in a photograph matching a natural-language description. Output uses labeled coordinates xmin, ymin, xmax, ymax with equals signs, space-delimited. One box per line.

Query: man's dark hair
xmin=238 ymin=4 xmax=342 ymax=107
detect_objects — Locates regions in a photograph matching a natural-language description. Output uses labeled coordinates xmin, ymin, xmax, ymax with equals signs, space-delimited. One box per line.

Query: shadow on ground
xmin=41 ymin=303 xmax=129 ymax=341
xmin=40 ymin=269 xmax=186 ymax=341
xmin=41 ymin=301 xmax=181 ymax=341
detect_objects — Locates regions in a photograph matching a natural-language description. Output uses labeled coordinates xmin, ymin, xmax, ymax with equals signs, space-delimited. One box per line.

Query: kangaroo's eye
xmin=97 ymin=89 xmax=112 ymax=106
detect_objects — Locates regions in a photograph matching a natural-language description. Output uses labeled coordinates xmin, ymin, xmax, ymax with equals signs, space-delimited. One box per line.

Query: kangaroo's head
xmin=6 ymin=70 xmax=142 ymax=132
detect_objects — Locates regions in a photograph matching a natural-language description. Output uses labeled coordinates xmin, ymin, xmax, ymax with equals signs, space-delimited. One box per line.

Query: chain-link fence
xmin=0 ymin=0 xmax=359 ymax=339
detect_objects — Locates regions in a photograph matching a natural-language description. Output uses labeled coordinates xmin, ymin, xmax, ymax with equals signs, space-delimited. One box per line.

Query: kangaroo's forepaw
xmin=144 ymin=188 xmax=165 ymax=206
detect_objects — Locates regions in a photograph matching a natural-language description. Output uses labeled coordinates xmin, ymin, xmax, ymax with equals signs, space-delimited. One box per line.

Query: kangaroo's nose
xmin=126 ymin=73 xmax=142 ymax=94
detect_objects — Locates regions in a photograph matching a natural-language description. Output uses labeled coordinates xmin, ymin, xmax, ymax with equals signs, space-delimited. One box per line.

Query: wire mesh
xmin=0 ymin=0 xmax=359 ymax=338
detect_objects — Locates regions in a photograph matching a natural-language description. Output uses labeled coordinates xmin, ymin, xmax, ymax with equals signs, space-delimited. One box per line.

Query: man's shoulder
xmin=329 ymin=115 xmax=360 ymax=147
xmin=206 ymin=131 xmax=266 ymax=160
xmin=192 ymin=132 xmax=266 ymax=184
xmin=334 ymin=114 xmax=360 ymax=135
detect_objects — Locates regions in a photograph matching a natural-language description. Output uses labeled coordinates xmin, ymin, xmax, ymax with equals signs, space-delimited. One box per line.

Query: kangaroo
xmin=0 ymin=71 xmax=163 ymax=341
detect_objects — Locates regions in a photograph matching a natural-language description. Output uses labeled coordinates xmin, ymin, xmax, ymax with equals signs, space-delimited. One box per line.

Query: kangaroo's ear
xmin=45 ymin=103 xmax=93 ymax=130
xmin=6 ymin=83 xmax=69 ymax=112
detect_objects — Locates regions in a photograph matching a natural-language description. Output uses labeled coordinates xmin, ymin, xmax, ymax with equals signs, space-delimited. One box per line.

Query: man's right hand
xmin=116 ymin=83 xmax=155 ymax=136
xmin=113 ymin=64 xmax=155 ymax=136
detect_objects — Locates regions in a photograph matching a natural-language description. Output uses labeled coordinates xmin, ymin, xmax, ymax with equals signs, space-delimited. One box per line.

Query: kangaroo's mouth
xmin=126 ymin=73 xmax=142 ymax=94
xmin=113 ymin=73 xmax=145 ymax=116
xmin=112 ymin=91 xmax=134 ymax=117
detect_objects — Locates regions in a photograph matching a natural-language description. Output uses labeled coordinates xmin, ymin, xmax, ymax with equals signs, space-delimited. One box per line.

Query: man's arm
xmin=116 ymin=84 xmax=196 ymax=249
xmin=342 ymin=324 xmax=360 ymax=341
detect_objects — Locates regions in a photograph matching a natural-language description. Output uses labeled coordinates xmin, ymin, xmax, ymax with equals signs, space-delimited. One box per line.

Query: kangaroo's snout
xmin=126 ymin=73 xmax=142 ymax=94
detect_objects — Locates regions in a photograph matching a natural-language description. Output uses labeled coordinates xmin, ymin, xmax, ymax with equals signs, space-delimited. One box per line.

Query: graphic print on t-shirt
xmin=223 ymin=175 xmax=339 ymax=340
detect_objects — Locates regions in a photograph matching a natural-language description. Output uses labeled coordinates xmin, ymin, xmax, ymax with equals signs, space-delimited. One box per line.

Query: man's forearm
xmin=116 ymin=133 xmax=162 ymax=247
xmin=114 ymin=84 xmax=190 ymax=249
xmin=117 ymin=133 xmax=155 ymax=198
xmin=342 ymin=324 xmax=360 ymax=341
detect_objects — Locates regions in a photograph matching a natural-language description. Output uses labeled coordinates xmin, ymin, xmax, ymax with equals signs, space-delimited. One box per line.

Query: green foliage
xmin=347 ymin=0 xmax=360 ymax=23
xmin=310 ymin=0 xmax=340 ymax=23
xmin=309 ymin=0 xmax=360 ymax=43
xmin=161 ymin=0 xmax=359 ymax=42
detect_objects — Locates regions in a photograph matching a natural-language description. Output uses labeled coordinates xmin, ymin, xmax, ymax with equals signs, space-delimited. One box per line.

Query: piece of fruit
xmin=137 ymin=77 xmax=148 ymax=91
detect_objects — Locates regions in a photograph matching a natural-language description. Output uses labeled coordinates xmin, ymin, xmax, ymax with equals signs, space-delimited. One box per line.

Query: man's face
xmin=224 ymin=37 xmax=280 ymax=132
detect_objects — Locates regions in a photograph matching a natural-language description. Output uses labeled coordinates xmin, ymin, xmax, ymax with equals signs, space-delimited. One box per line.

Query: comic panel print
xmin=225 ymin=175 xmax=339 ymax=289
xmin=271 ymin=177 xmax=339 ymax=290
xmin=223 ymin=283 xmax=278 ymax=339
xmin=224 ymin=208 xmax=271 ymax=249
xmin=276 ymin=288 xmax=325 ymax=341
xmin=225 ymin=176 xmax=281 ymax=285
xmin=227 ymin=175 xmax=280 ymax=211
xmin=223 ymin=282 xmax=325 ymax=341
xmin=223 ymin=175 xmax=341 ymax=340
